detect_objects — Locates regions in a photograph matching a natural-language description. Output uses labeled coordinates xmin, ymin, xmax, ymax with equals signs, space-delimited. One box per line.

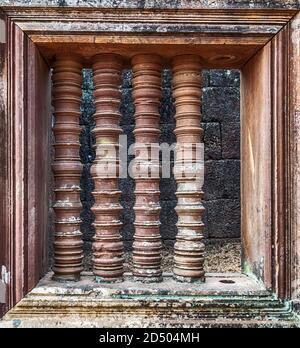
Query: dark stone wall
xmin=79 ymin=68 xmax=240 ymax=252
xmin=202 ymin=70 xmax=240 ymax=240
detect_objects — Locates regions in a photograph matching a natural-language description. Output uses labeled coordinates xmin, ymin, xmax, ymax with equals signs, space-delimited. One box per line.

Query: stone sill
xmin=27 ymin=272 xmax=267 ymax=297
xmin=1 ymin=272 xmax=299 ymax=328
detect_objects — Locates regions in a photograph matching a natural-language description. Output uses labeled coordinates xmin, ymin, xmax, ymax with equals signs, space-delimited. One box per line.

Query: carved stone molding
xmin=0 ymin=1 xmax=299 ymax=324
xmin=131 ymin=54 xmax=163 ymax=282
xmin=52 ymin=55 xmax=84 ymax=281
xmin=2 ymin=273 xmax=299 ymax=328
xmin=91 ymin=54 xmax=125 ymax=283
xmin=1 ymin=0 xmax=299 ymax=10
xmin=172 ymin=55 xmax=205 ymax=283
xmin=2 ymin=2 xmax=297 ymax=70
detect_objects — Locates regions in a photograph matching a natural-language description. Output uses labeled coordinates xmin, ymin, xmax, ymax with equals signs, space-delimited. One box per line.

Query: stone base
xmin=1 ymin=272 xmax=299 ymax=328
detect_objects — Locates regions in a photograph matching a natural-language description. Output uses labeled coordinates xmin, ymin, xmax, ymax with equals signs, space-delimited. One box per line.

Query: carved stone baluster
xmin=91 ymin=54 xmax=125 ymax=283
xmin=52 ymin=55 xmax=84 ymax=281
xmin=172 ymin=55 xmax=205 ymax=283
xmin=131 ymin=54 xmax=163 ymax=282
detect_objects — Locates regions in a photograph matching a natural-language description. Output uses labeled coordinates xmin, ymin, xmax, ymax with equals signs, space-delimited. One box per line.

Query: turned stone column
xmin=131 ymin=54 xmax=163 ymax=282
xmin=172 ymin=55 xmax=205 ymax=283
xmin=52 ymin=55 xmax=84 ymax=281
xmin=91 ymin=54 xmax=125 ymax=283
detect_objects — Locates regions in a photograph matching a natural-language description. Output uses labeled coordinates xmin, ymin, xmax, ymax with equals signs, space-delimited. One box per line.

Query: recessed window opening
xmin=49 ymin=66 xmax=241 ymax=282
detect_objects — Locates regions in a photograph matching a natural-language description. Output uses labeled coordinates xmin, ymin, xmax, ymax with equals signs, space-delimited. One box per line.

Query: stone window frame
xmin=0 ymin=1 xmax=299 ymax=321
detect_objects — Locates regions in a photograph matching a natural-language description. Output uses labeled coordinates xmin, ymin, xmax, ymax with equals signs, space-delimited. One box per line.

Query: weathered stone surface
xmin=122 ymin=69 xmax=133 ymax=89
xmin=202 ymin=87 xmax=240 ymax=123
xmin=162 ymin=69 xmax=172 ymax=87
xmin=4 ymin=271 xmax=294 ymax=328
xmin=119 ymin=177 xmax=135 ymax=202
xmin=160 ymin=177 xmax=176 ymax=201
xmin=80 ymin=165 xmax=94 ymax=242
xmin=204 ymin=160 xmax=240 ymax=200
xmin=159 ymin=123 xmax=176 ymax=144
xmin=80 ymin=70 xmax=95 ymax=257
xmin=160 ymin=200 xmax=177 ymax=240
xmin=120 ymin=89 xmax=135 ymax=126
xmin=204 ymin=199 xmax=240 ymax=239
xmin=120 ymin=200 xmax=135 ymax=225
xmin=121 ymin=224 xmax=135 ymax=242
xmin=1 ymin=0 xmax=298 ymax=9
xmin=202 ymin=70 xmax=210 ymax=87
xmin=203 ymin=122 xmax=222 ymax=160
xmin=209 ymin=69 xmax=240 ymax=87
xmin=159 ymin=88 xmax=176 ymax=124
xmin=120 ymin=124 xmax=135 ymax=145
xmin=222 ymin=122 xmax=240 ymax=159
xmin=81 ymin=69 xmax=94 ymax=90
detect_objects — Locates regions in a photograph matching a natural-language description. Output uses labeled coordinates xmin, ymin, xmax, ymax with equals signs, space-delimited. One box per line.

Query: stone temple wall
xmin=79 ymin=69 xmax=240 ymax=253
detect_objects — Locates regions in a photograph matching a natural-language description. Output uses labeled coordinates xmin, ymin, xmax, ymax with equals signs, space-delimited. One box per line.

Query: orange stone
xmin=131 ymin=54 xmax=163 ymax=282
xmin=172 ymin=55 xmax=205 ymax=283
xmin=91 ymin=54 xmax=125 ymax=283
xmin=52 ymin=55 xmax=84 ymax=281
